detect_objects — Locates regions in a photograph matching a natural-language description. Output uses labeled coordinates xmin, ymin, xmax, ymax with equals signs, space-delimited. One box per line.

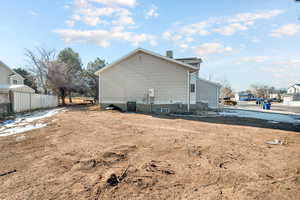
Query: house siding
xmin=9 ymin=74 xmax=24 ymax=85
xmin=0 ymin=65 xmax=11 ymax=85
xmin=196 ymin=79 xmax=220 ymax=108
xmin=287 ymin=86 xmax=300 ymax=94
xmin=99 ymin=52 xmax=189 ymax=105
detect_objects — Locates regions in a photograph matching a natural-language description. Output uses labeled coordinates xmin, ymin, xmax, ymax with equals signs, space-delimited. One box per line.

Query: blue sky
xmin=0 ymin=0 xmax=299 ymax=91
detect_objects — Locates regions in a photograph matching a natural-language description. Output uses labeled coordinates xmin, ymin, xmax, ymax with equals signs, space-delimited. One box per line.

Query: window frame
xmin=190 ymin=83 xmax=195 ymax=93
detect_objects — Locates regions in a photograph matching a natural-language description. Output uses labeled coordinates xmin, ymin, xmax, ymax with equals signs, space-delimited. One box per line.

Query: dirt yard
xmin=0 ymin=105 xmax=300 ymax=200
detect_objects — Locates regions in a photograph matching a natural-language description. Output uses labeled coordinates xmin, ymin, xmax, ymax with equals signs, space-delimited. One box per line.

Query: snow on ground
xmin=220 ymin=108 xmax=300 ymax=124
xmin=0 ymin=108 xmax=65 ymax=137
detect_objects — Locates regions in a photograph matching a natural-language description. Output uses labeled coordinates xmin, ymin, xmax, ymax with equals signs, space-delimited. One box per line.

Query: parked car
xmin=268 ymin=98 xmax=282 ymax=103
xmin=224 ymin=100 xmax=237 ymax=106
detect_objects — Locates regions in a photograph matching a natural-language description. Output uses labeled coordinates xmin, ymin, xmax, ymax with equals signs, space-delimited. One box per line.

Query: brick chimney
xmin=166 ymin=50 xmax=173 ymax=59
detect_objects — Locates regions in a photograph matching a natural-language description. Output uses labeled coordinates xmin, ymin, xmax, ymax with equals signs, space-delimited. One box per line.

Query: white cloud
xmin=112 ymin=15 xmax=134 ymax=25
xmin=179 ymin=9 xmax=283 ymax=37
xmin=66 ymin=20 xmax=76 ymax=27
xmin=162 ymin=9 xmax=284 ymax=50
xmin=186 ymin=37 xmax=194 ymax=42
xmin=145 ymin=4 xmax=158 ymax=19
xmin=192 ymin=43 xmax=232 ymax=56
xmin=66 ymin=0 xmax=135 ymax=27
xmin=54 ymin=28 xmax=156 ymax=47
xmin=112 ymin=8 xmax=135 ymax=25
xmin=64 ymin=3 xmax=72 ymax=9
xmin=270 ymin=24 xmax=300 ymax=37
xmin=260 ymin=59 xmax=300 ymax=86
xmin=89 ymin=0 xmax=137 ymax=7
xmin=29 ymin=11 xmax=38 ymax=16
xmin=181 ymin=21 xmax=210 ymax=36
xmin=180 ymin=44 xmax=189 ymax=49
xmin=57 ymin=0 xmax=157 ymax=47
xmin=162 ymin=31 xmax=172 ymax=40
xmin=227 ymin=9 xmax=284 ymax=24
xmin=214 ymin=23 xmax=248 ymax=36
xmin=237 ymin=56 xmax=269 ymax=64
xmin=251 ymin=37 xmax=261 ymax=43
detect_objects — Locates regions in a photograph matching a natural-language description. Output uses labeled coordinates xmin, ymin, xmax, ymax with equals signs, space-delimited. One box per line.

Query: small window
xmin=161 ymin=108 xmax=169 ymax=113
xmin=13 ymin=80 xmax=18 ymax=84
xmin=190 ymin=84 xmax=195 ymax=93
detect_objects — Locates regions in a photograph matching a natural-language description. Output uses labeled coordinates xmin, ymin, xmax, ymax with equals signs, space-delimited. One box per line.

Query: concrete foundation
xmin=100 ymin=102 xmax=209 ymax=114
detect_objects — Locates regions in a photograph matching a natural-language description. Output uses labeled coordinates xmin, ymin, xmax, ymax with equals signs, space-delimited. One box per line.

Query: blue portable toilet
xmin=266 ymin=102 xmax=271 ymax=110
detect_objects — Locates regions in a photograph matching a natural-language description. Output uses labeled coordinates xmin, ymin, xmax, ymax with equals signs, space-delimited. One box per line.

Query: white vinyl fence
xmin=12 ymin=92 xmax=58 ymax=112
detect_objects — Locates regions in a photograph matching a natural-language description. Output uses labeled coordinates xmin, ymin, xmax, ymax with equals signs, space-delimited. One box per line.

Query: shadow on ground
xmin=68 ymin=104 xmax=300 ymax=133
xmin=150 ymin=114 xmax=300 ymax=133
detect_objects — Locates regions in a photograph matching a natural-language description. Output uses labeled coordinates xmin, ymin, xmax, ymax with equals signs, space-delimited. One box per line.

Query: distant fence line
xmin=12 ymin=92 xmax=58 ymax=113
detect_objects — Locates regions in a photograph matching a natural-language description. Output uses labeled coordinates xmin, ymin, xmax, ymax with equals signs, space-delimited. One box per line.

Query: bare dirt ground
xmin=0 ymin=105 xmax=300 ymax=200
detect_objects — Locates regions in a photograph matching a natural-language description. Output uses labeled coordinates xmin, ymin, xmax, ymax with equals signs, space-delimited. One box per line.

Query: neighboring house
xmin=95 ymin=48 xmax=221 ymax=113
xmin=0 ymin=61 xmax=24 ymax=85
xmin=9 ymin=73 xmax=24 ymax=85
xmin=0 ymin=61 xmax=34 ymax=115
xmin=287 ymin=84 xmax=300 ymax=94
xmin=284 ymin=84 xmax=300 ymax=106
xmin=0 ymin=60 xmax=34 ymax=92
xmin=235 ymin=92 xmax=256 ymax=101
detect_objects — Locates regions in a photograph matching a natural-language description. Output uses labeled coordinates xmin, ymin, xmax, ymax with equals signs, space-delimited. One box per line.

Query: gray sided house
xmin=0 ymin=61 xmax=24 ymax=86
xmin=284 ymin=84 xmax=300 ymax=106
xmin=95 ymin=48 xmax=221 ymax=113
xmin=287 ymin=84 xmax=300 ymax=94
xmin=0 ymin=61 xmax=34 ymax=115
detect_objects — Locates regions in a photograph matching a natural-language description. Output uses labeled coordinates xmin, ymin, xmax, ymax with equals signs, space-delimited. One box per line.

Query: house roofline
xmin=0 ymin=60 xmax=25 ymax=80
xmin=175 ymin=57 xmax=202 ymax=63
xmin=95 ymin=48 xmax=199 ymax=75
xmin=289 ymin=84 xmax=300 ymax=88
xmin=196 ymin=76 xmax=221 ymax=88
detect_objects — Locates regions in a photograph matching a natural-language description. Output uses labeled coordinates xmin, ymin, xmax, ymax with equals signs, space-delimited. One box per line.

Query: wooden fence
xmin=12 ymin=92 xmax=58 ymax=113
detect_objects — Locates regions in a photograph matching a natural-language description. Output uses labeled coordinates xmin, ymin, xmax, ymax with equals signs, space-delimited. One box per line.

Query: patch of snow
xmin=0 ymin=124 xmax=47 ymax=137
xmin=16 ymin=108 xmax=65 ymax=123
xmin=0 ymin=108 xmax=65 ymax=137
xmin=268 ymin=121 xmax=280 ymax=124
xmin=219 ymin=109 xmax=299 ymax=124
xmin=265 ymin=139 xmax=286 ymax=145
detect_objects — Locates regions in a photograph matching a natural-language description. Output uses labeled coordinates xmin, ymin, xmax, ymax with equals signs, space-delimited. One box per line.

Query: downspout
xmin=217 ymin=85 xmax=221 ymax=110
xmin=98 ymin=74 xmax=101 ymax=105
xmin=216 ymin=86 xmax=219 ymax=110
xmin=187 ymin=71 xmax=190 ymax=112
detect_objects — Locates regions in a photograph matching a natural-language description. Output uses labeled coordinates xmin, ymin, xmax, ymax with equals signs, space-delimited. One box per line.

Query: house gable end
xmin=95 ymin=48 xmax=198 ymax=75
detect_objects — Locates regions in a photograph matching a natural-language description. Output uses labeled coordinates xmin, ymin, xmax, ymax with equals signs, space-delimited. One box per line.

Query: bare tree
xmin=47 ymin=59 xmax=87 ymax=105
xmin=47 ymin=61 xmax=75 ymax=105
xmin=250 ymin=84 xmax=275 ymax=98
xmin=24 ymin=48 xmax=55 ymax=94
xmin=219 ymin=79 xmax=234 ymax=99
